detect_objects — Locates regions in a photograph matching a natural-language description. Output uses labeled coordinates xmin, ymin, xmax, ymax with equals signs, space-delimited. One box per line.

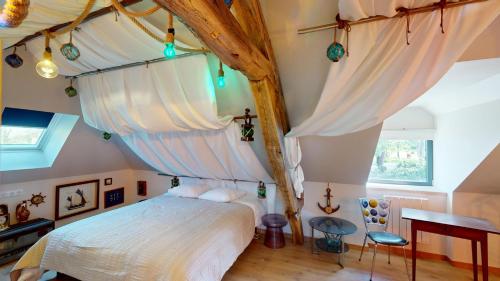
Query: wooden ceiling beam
xmin=153 ymin=0 xmax=304 ymax=244
xmin=9 ymin=0 xmax=143 ymax=48
xmin=153 ymin=0 xmax=272 ymax=81
xmin=232 ymin=0 xmax=303 ymax=244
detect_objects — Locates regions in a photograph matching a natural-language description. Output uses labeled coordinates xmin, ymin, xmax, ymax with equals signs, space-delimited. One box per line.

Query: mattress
xmin=11 ymin=195 xmax=256 ymax=281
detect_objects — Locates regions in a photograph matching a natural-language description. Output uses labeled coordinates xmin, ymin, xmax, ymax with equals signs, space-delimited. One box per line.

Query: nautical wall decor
xmin=15 ymin=201 xmax=30 ymax=223
xmin=29 ymin=193 xmax=46 ymax=207
xmin=317 ymin=183 xmax=340 ymax=215
xmin=55 ymin=180 xmax=99 ymax=220
xmin=104 ymin=187 xmax=124 ymax=208
xmin=233 ymin=108 xmax=257 ymax=142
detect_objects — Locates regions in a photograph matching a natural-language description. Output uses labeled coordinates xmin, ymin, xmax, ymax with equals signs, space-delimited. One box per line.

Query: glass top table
xmin=309 ymin=216 xmax=357 ymax=268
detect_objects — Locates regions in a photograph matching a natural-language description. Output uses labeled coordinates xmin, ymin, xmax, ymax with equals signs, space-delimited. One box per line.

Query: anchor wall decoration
xmin=317 ymin=183 xmax=340 ymax=214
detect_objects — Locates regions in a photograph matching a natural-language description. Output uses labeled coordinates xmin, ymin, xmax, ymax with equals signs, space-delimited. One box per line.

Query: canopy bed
xmin=11 ymin=178 xmax=278 ymax=281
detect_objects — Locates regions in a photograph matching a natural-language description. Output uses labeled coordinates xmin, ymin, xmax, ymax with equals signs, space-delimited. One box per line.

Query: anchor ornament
xmin=317 ymin=183 xmax=340 ymax=214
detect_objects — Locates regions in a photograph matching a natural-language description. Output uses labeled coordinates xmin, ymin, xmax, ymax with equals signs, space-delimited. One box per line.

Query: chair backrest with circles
xmin=359 ymin=198 xmax=391 ymax=232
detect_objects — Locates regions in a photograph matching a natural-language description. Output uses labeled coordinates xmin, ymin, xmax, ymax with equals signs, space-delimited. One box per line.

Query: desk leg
xmin=411 ymin=223 xmax=417 ymax=281
xmin=471 ymin=240 xmax=478 ymax=281
xmin=480 ymin=236 xmax=488 ymax=281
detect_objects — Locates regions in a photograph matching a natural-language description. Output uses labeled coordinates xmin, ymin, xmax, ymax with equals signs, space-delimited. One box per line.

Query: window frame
xmin=368 ymin=140 xmax=434 ymax=186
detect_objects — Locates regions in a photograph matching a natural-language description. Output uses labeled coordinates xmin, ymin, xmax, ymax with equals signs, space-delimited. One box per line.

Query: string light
xmin=164 ymin=12 xmax=176 ymax=58
xmin=217 ymin=60 xmax=225 ymax=88
xmin=36 ymin=33 xmax=58 ymax=79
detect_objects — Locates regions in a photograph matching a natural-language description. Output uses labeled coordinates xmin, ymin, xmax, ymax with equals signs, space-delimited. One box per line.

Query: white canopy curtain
xmin=26 ymin=12 xmax=193 ymax=76
xmin=78 ymin=55 xmax=232 ymax=135
xmin=123 ymin=122 xmax=273 ymax=182
xmin=288 ymin=0 xmax=500 ymax=137
xmin=77 ymin=55 xmax=272 ymax=182
xmin=284 ymin=0 xmax=499 ymax=196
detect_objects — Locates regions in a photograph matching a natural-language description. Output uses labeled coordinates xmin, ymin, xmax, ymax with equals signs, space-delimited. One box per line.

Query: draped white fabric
xmin=284 ymin=137 xmax=304 ymax=198
xmin=288 ymin=1 xmax=500 ymax=137
xmin=78 ymin=55 xmax=232 ymax=135
xmin=26 ymin=13 xmax=193 ymax=76
xmin=0 ymin=0 xmax=111 ymax=48
xmin=123 ymin=123 xmax=273 ymax=182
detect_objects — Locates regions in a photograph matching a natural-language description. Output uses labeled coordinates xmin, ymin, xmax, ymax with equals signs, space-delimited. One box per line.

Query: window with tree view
xmin=368 ymin=139 xmax=433 ymax=186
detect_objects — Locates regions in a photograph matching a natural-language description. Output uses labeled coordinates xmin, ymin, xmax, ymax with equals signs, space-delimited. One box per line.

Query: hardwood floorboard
xmin=223 ymin=238 xmax=500 ymax=281
xmin=3 ymin=238 xmax=499 ymax=281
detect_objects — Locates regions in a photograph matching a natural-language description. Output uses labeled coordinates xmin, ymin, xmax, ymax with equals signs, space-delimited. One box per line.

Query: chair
xmin=358 ymin=198 xmax=410 ymax=281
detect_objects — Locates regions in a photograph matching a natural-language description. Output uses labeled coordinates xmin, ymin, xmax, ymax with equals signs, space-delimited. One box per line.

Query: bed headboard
xmin=177 ymin=177 xmax=278 ymax=214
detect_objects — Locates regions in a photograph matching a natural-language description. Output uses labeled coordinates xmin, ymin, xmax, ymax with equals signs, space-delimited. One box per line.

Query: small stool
xmin=262 ymin=214 xmax=288 ymax=249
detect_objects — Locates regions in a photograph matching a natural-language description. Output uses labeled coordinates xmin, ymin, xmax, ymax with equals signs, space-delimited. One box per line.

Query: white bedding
xmin=11 ymin=195 xmax=256 ymax=281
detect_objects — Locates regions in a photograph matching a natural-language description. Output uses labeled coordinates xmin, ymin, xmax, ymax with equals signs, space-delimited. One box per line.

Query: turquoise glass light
xmin=217 ymin=75 xmax=225 ymax=88
xmin=326 ymin=42 xmax=345 ymax=62
xmin=163 ymin=42 xmax=176 ymax=58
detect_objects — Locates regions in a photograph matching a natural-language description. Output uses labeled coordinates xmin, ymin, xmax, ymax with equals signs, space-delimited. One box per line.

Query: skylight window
xmin=0 ymin=107 xmax=54 ymax=149
xmin=0 ymin=126 xmax=46 ymax=146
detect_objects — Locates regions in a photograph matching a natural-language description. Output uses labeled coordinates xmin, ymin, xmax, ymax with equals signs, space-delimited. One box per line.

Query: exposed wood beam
xmin=9 ymin=0 xmax=143 ymax=48
xmin=153 ymin=0 xmax=272 ymax=81
xmin=153 ymin=0 xmax=304 ymax=244
xmin=232 ymin=0 xmax=303 ymax=244
xmin=232 ymin=0 xmax=290 ymax=133
xmin=251 ymin=77 xmax=304 ymax=244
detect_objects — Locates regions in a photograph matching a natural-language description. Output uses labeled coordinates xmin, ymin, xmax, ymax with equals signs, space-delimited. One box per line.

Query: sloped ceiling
xmin=0 ymin=49 xmax=151 ymax=185
xmin=455 ymin=144 xmax=500 ymax=194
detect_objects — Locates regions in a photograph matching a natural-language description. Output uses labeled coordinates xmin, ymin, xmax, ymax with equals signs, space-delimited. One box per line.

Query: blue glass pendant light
xmin=326 ymin=27 xmax=345 ymax=62
xmin=164 ymin=13 xmax=176 ymax=59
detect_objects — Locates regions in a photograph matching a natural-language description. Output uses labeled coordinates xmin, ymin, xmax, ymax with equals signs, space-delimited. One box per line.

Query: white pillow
xmin=168 ymin=184 xmax=210 ymax=198
xmin=198 ymin=188 xmax=246 ymax=203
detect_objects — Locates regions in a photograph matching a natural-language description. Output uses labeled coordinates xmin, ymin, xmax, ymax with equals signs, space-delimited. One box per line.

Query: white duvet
xmin=11 ymin=195 xmax=256 ymax=281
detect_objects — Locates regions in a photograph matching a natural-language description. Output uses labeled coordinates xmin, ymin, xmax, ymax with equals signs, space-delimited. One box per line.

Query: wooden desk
xmin=402 ymin=208 xmax=499 ymax=281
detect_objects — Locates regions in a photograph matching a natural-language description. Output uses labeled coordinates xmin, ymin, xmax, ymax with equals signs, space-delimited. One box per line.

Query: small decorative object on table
xmin=29 ymin=193 xmax=46 ymax=207
xmin=262 ymin=214 xmax=288 ymax=249
xmin=55 ymin=180 xmax=99 ymax=220
xmin=309 ymin=216 xmax=357 ymax=268
xmin=104 ymin=187 xmax=125 ymax=208
xmin=257 ymin=181 xmax=266 ymax=199
xmin=0 ymin=205 xmax=9 ymax=230
xmin=317 ymin=183 xmax=340 ymax=214
xmin=137 ymin=180 xmax=147 ymax=196
xmin=104 ymin=178 xmax=113 ymax=186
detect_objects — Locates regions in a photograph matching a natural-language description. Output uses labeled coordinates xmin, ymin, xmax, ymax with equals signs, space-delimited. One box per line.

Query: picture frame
xmin=104 ymin=178 xmax=113 ymax=186
xmin=137 ymin=181 xmax=147 ymax=196
xmin=0 ymin=204 xmax=9 ymax=230
xmin=104 ymin=187 xmax=125 ymax=208
xmin=55 ymin=180 xmax=99 ymax=220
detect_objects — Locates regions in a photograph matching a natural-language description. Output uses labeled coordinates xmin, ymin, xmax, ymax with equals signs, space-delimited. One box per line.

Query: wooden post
xmin=153 ymin=0 xmax=304 ymax=244
xmin=250 ymin=77 xmax=303 ymax=244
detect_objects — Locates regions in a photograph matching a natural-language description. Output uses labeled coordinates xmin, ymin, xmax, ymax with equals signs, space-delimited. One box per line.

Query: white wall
xmin=0 ymin=169 xmax=174 ymax=227
xmin=434 ymin=100 xmax=500 ymax=193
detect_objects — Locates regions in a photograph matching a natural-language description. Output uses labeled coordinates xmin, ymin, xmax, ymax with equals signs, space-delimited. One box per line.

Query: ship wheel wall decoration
xmin=29 ymin=192 xmax=46 ymax=207
xmin=317 ymin=183 xmax=340 ymax=214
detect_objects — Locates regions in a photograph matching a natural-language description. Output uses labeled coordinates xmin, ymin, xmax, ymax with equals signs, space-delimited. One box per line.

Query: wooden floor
xmin=223 ymin=238 xmax=500 ymax=281
xmin=3 ymin=238 xmax=499 ymax=281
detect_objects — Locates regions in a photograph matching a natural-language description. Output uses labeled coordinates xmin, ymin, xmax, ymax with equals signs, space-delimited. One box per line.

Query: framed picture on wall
xmin=104 ymin=188 xmax=125 ymax=208
xmin=104 ymin=178 xmax=112 ymax=186
xmin=55 ymin=180 xmax=99 ymax=220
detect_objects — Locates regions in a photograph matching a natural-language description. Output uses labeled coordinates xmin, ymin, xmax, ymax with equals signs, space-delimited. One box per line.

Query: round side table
xmin=262 ymin=214 xmax=288 ymax=249
xmin=309 ymin=216 xmax=357 ymax=268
